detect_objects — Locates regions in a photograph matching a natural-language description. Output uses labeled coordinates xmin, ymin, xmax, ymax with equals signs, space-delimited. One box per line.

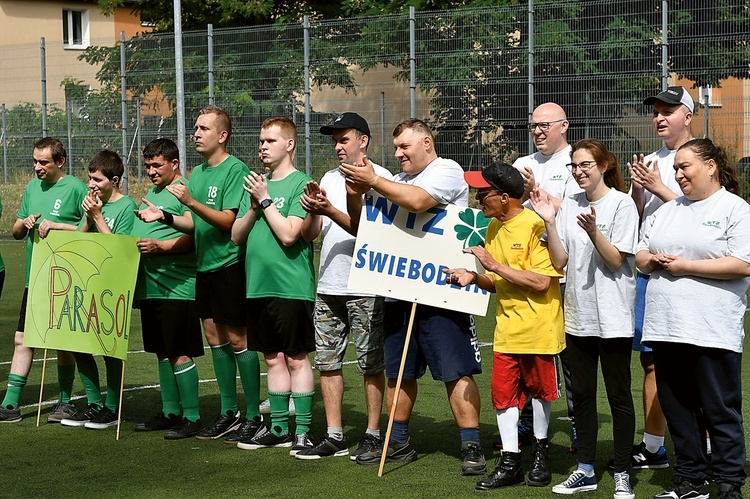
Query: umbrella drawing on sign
xmin=29 ymin=238 xmax=113 ymax=353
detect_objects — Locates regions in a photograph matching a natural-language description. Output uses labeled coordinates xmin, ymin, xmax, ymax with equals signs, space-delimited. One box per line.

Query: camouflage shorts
xmin=313 ymin=294 xmax=385 ymax=375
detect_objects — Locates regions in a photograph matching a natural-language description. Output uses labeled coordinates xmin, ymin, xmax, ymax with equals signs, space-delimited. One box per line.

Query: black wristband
xmin=158 ymin=211 xmax=174 ymax=226
xmin=469 ymin=271 xmax=478 ymax=284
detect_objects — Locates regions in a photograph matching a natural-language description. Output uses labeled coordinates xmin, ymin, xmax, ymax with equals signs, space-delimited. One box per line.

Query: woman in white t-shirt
xmin=531 ymin=138 xmax=638 ymax=499
xmin=634 ymin=138 xmax=750 ymax=499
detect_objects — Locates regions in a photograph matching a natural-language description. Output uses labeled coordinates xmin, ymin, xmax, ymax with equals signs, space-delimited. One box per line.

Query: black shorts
xmin=17 ymin=287 xmax=28 ymax=333
xmin=194 ymin=261 xmax=246 ymax=327
xmin=246 ymin=298 xmax=314 ymax=356
xmin=383 ymin=300 xmax=482 ymax=383
xmin=140 ymin=299 xmax=205 ymax=359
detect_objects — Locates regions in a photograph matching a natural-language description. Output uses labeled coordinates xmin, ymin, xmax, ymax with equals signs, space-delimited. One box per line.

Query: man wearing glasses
xmin=512 ymin=102 xmax=580 ymax=452
xmin=514 ymin=102 xmax=581 ymax=211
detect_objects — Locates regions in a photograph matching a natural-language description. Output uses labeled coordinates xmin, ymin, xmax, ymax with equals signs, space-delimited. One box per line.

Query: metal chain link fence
xmin=0 ymin=1 xmax=748 ymax=195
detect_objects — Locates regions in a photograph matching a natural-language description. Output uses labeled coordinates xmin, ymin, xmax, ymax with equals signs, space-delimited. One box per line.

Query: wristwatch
xmin=260 ymin=198 xmax=273 ymax=210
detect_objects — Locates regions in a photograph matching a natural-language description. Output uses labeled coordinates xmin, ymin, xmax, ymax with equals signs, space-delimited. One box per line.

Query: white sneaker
xmin=613 ymin=471 xmax=635 ymax=499
xmin=259 ymin=398 xmax=296 ymax=415
xmin=552 ymin=469 xmax=597 ymax=495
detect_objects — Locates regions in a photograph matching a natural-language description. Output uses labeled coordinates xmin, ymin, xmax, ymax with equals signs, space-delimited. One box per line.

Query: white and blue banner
xmin=348 ymin=192 xmax=492 ymax=316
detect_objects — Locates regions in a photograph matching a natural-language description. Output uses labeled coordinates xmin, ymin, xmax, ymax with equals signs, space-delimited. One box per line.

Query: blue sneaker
xmin=632 ymin=442 xmax=669 ymax=469
xmin=552 ymin=469 xmax=598 ymax=494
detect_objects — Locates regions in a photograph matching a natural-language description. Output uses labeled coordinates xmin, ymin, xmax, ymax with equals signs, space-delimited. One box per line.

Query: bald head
xmin=530 ymin=102 xmax=569 ymax=155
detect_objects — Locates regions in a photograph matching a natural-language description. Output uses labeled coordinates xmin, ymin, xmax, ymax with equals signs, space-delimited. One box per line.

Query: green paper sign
xmin=23 ymin=231 xmax=140 ymax=360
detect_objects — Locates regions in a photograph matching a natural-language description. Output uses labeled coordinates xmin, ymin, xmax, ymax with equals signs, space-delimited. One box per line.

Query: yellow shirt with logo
xmin=485 ymin=208 xmax=564 ymax=354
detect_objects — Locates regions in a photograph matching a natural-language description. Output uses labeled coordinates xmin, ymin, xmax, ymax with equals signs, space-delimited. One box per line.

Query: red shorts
xmin=491 ymin=352 xmax=560 ymax=410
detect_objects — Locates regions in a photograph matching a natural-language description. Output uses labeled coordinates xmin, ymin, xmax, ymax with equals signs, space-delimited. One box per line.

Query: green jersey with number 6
xmin=18 ymin=175 xmax=88 ymax=286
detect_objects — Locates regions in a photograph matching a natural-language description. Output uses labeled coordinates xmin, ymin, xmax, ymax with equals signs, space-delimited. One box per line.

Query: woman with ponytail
xmin=531 ymin=138 xmax=638 ymax=499
xmin=635 ymin=138 xmax=750 ymax=499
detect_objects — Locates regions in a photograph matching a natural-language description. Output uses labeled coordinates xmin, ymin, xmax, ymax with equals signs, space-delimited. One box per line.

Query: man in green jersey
xmin=231 ymin=116 xmax=316 ymax=456
xmin=140 ymin=107 xmax=261 ymax=442
xmin=60 ymin=150 xmax=137 ymax=430
xmin=132 ymin=138 xmax=204 ymax=439
xmin=0 ymin=137 xmax=88 ymax=423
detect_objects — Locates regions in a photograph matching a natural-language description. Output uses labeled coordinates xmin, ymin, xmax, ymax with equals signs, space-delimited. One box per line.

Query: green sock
xmin=268 ymin=391 xmax=291 ymax=436
xmin=158 ymin=358 xmax=181 ymax=417
xmin=292 ymin=391 xmax=315 ymax=435
xmin=1 ymin=374 xmax=27 ymax=408
xmin=174 ymin=361 xmax=200 ymax=422
xmin=57 ymin=363 xmax=76 ymax=404
xmin=103 ymin=356 xmax=123 ymax=412
xmin=74 ymin=352 xmax=103 ymax=408
xmin=235 ymin=350 xmax=261 ymax=420
xmin=210 ymin=343 xmax=238 ymax=416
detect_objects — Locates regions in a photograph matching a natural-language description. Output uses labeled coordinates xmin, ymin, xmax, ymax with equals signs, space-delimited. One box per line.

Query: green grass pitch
xmin=0 ymin=239 xmax=747 ymax=498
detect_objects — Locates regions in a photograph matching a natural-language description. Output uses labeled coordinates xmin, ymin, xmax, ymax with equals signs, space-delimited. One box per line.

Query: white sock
xmin=643 ymin=432 xmax=664 ymax=454
xmin=706 ymin=436 xmax=712 ymax=455
xmin=496 ymin=407 xmax=520 ymax=452
xmin=531 ymin=398 xmax=551 ymax=440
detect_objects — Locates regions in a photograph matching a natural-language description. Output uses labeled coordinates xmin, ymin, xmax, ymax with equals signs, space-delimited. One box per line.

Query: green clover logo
xmin=454 ymin=208 xmax=490 ymax=248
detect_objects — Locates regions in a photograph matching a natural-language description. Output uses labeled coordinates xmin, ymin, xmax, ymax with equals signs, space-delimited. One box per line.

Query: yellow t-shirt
xmin=485 ymin=209 xmax=564 ymax=355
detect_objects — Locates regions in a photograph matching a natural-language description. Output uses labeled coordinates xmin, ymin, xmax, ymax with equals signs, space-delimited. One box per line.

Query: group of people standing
xmin=449 ymin=86 xmax=749 ymax=499
xmin=0 ymin=85 xmax=747 ymax=499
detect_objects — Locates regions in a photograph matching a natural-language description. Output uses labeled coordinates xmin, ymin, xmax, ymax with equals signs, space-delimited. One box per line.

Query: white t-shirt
xmin=394 ymin=157 xmax=469 ymax=207
xmin=513 ymin=145 xmax=581 ymax=208
xmin=636 ymin=188 xmax=750 ymax=352
xmin=557 ymin=189 xmax=638 ymax=338
xmin=317 ymin=163 xmax=393 ymax=295
xmin=632 ymin=145 xmax=682 ymax=227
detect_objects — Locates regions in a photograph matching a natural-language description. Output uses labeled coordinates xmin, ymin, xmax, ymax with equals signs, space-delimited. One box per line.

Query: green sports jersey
xmin=188 ymin=155 xmax=249 ymax=272
xmin=80 ymin=195 xmax=137 ymax=235
xmin=18 ymin=175 xmax=88 ymax=286
xmin=239 ymin=169 xmax=315 ymax=301
xmin=131 ymin=178 xmax=197 ymax=300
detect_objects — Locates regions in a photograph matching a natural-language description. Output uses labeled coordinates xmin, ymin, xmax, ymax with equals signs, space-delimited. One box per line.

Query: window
xmin=698 ymin=85 xmax=719 ymax=107
xmin=63 ymin=9 xmax=89 ymax=49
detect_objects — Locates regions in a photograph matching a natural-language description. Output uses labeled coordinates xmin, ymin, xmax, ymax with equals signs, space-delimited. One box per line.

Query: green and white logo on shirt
xmin=702 ymin=220 xmax=722 ymax=229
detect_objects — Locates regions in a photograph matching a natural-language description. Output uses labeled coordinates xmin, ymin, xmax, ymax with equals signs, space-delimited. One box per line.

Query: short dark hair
xmin=143 ymin=138 xmax=179 ymax=162
xmin=88 ymin=150 xmax=124 ymax=183
xmin=33 ymin=137 xmax=66 ymax=163
xmin=393 ymin=119 xmax=434 ymax=140
xmin=679 ymin=138 xmax=741 ymax=195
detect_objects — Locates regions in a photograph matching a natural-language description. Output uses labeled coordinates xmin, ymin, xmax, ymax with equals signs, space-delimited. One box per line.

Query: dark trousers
xmin=652 ymin=342 xmax=746 ymax=486
xmin=566 ymin=334 xmax=635 ymax=472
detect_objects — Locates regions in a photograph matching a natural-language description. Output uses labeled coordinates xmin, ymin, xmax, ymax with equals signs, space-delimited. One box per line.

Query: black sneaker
xmin=296 ymin=435 xmax=349 ymax=460
xmin=350 ymin=433 xmax=381 ymax=461
xmin=164 ymin=419 xmax=202 ymax=440
xmin=61 ymin=404 xmax=101 ymax=427
xmin=460 ymin=441 xmax=487 ymax=475
xmin=654 ymin=477 xmax=709 ymax=499
xmin=717 ymin=483 xmax=743 ymax=499
xmin=224 ymin=417 xmax=263 ymax=445
xmin=289 ymin=432 xmax=315 ymax=456
xmin=195 ymin=411 xmax=241 ymax=440
xmin=134 ymin=413 xmax=182 ymax=432
xmin=236 ymin=425 xmax=293 ymax=450
xmin=85 ymin=407 xmax=118 ymax=429
xmin=0 ymin=405 xmax=21 ymax=423
xmin=356 ymin=438 xmax=418 ymax=465
xmin=608 ymin=442 xmax=670 ymax=470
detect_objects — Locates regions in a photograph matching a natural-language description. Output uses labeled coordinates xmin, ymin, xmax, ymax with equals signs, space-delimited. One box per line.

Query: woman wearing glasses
xmin=530 ymin=138 xmax=638 ymax=499
xmin=634 ymin=139 xmax=749 ymax=499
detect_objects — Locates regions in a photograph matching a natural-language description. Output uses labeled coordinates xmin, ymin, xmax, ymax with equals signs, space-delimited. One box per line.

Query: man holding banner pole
xmin=340 ymin=119 xmax=486 ymax=476
xmin=0 ymin=138 xmax=88 ymax=423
